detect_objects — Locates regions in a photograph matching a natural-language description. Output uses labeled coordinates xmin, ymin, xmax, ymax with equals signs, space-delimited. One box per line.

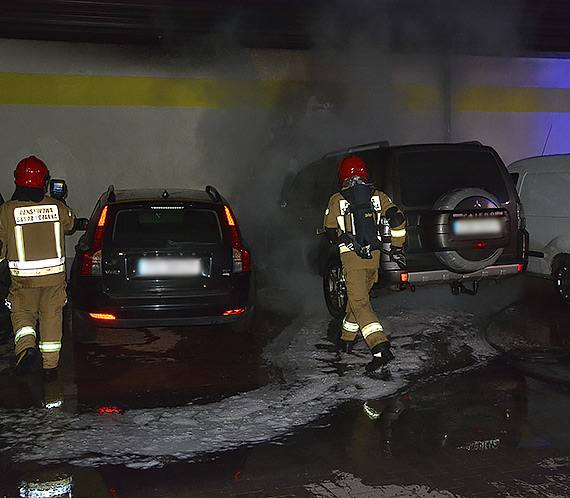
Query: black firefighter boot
xmin=365 ymin=341 xmax=394 ymax=373
xmin=338 ymin=339 xmax=354 ymax=353
xmin=15 ymin=348 xmax=38 ymax=376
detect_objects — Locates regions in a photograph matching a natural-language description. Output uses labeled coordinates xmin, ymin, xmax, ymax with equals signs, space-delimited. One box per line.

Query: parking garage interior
xmin=1 ymin=2 xmax=570 ymax=497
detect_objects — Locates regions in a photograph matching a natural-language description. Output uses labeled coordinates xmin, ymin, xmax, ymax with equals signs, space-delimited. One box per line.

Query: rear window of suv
xmin=112 ymin=206 xmax=222 ymax=247
xmin=397 ymin=150 xmax=509 ymax=207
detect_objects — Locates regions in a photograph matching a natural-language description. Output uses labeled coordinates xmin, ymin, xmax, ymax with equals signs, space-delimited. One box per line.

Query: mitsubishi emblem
xmin=474 ymin=199 xmax=482 ymax=208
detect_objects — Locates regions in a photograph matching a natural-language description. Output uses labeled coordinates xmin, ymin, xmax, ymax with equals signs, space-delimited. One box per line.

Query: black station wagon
xmin=67 ymin=185 xmax=255 ymax=340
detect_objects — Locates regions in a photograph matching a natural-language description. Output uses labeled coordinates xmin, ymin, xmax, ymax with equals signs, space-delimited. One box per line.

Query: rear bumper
xmin=385 ymin=263 xmax=524 ymax=286
xmin=74 ymin=306 xmax=254 ymax=328
xmin=70 ymin=275 xmax=256 ymax=328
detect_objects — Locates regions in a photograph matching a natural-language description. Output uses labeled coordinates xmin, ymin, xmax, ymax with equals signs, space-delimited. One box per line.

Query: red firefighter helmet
xmin=14 ymin=156 xmax=49 ymax=189
xmin=338 ymin=155 xmax=368 ymax=185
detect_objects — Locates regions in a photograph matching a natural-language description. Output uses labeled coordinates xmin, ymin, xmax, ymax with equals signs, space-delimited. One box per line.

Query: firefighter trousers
xmin=8 ymin=280 xmax=67 ymax=370
xmin=340 ymin=265 xmax=389 ymax=350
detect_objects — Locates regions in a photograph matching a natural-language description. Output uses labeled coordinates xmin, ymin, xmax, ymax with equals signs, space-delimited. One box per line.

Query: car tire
xmin=553 ymin=254 xmax=570 ymax=304
xmin=433 ymin=187 xmax=504 ymax=273
xmin=323 ymin=256 xmax=347 ymax=319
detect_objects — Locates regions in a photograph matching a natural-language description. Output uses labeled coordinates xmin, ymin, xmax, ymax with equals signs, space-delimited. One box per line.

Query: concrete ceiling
xmin=0 ymin=0 xmax=569 ymax=55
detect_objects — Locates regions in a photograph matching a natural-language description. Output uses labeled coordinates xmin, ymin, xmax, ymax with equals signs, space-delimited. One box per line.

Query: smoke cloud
xmin=186 ymin=0 xmax=527 ymax=285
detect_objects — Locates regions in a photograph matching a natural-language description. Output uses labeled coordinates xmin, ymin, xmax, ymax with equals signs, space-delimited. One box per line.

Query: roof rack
xmin=205 ymin=185 xmax=221 ymax=202
xmin=323 ymin=141 xmax=389 ymax=159
xmin=107 ymin=184 xmax=115 ymax=203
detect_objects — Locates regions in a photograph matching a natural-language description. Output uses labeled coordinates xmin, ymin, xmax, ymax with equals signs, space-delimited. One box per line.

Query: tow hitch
xmin=450 ymin=280 xmax=479 ymax=296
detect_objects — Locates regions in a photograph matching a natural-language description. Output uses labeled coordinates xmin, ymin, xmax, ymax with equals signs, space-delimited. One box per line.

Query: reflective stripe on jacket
xmin=0 ymin=196 xmax=75 ymax=279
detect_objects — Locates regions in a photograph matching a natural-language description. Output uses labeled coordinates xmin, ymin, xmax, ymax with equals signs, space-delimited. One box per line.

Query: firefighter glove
xmin=338 ymin=233 xmax=358 ymax=249
xmin=356 ymin=244 xmax=373 ymax=259
xmin=390 ymin=246 xmax=406 ymax=268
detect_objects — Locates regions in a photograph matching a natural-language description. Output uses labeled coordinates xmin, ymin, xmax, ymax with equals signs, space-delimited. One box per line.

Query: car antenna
xmin=541 ymin=123 xmax=552 ymax=155
xmin=162 ymin=189 xmax=170 ymax=199
xmin=107 ymin=184 xmax=115 ymax=203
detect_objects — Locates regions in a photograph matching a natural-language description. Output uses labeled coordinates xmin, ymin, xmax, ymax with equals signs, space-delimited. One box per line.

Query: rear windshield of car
xmin=112 ymin=206 xmax=222 ymax=246
xmin=397 ymin=150 xmax=509 ymax=207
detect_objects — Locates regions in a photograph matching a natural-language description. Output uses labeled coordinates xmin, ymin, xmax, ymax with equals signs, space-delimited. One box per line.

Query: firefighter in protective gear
xmin=323 ymin=155 xmax=406 ymax=373
xmin=0 ymin=156 xmax=76 ymax=379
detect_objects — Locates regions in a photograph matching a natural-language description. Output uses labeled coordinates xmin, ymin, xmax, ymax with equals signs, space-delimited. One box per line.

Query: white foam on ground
xmin=0 ymin=277 xmax=518 ymax=469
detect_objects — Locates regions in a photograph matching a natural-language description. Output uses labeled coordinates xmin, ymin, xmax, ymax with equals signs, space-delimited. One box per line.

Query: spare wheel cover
xmin=433 ymin=188 xmax=504 ymax=273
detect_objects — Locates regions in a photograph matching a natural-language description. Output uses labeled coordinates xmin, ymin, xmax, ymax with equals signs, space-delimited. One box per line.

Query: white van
xmin=509 ymin=154 xmax=570 ymax=303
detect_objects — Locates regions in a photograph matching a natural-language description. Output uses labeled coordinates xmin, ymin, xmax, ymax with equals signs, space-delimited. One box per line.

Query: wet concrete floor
xmin=3 ymin=359 xmax=569 ymax=497
xmin=95 ymin=361 xmax=570 ymax=498
xmin=0 ymin=274 xmax=569 ymax=497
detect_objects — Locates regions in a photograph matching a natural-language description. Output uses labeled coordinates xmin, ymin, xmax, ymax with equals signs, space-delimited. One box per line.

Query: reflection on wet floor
xmin=0 ymin=305 xmax=290 ymax=413
xmin=488 ymin=276 xmax=570 ymax=351
xmin=23 ymin=360 xmax=565 ymax=498
xmin=2 ymin=362 xmax=570 ymax=497
xmin=71 ymin=324 xmax=275 ymax=411
xmin=486 ymin=276 xmax=570 ymax=386
xmin=2 ymin=276 xmax=570 ymax=497
xmin=360 ymin=360 xmax=529 ymax=457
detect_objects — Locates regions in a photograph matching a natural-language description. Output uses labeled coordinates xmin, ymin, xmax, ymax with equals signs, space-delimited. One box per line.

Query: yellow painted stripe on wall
xmin=398 ymin=84 xmax=570 ymax=113
xmin=0 ymin=72 xmax=307 ymax=108
xmin=1 ymin=73 xmax=569 ymax=112
xmin=453 ymin=86 xmax=540 ymax=112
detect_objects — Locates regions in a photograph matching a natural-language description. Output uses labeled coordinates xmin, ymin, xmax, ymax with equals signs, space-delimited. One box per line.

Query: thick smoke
xmin=188 ymin=0 xmax=527 ymax=287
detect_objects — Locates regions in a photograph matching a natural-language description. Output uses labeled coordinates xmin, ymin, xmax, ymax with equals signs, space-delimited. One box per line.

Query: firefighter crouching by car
xmin=323 ymin=155 xmax=406 ymax=373
xmin=0 ymin=156 xmax=75 ymax=380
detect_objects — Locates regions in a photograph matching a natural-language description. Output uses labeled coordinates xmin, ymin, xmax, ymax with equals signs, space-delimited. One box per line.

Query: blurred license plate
xmin=453 ymin=217 xmax=503 ymax=236
xmin=138 ymin=258 xmax=201 ymax=277
xmin=459 ymin=438 xmax=501 ymax=451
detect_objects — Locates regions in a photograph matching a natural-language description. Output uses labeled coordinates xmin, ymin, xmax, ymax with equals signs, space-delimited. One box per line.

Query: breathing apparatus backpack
xmin=339 ymin=183 xmax=382 ymax=259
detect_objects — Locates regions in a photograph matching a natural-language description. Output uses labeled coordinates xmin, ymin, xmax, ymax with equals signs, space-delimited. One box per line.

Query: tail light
xmin=81 ymin=205 xmax=108 ymax=276
xmin=516 ymin=201 xmax=526 ymax=230
xmin=224 ymin=205 xmax=251 ymax=273
xmin=223 ymin=308 xmax=245 ymax=316
xmin=96 ymin=406 xmax=121 ymax=414
xmin=89 ymin=312 xmax=116 ymax=320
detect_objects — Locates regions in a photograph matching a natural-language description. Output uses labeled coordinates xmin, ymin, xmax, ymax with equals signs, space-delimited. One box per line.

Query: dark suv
xmin=0 ymin=192 xmax=9 ymax=326
xmin=278 ymin=141 xmax=529 ymax=318
xmin=67 ymin=185 xmax=255 ymax=339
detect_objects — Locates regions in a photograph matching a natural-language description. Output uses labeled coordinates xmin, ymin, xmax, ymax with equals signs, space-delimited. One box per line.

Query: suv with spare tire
xmin=278 ymin=141 xmax=529 ymax=318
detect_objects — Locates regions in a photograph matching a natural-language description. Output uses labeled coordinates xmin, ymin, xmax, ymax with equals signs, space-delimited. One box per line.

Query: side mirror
xmin=75 ymin=218 xmax=89 ymax=231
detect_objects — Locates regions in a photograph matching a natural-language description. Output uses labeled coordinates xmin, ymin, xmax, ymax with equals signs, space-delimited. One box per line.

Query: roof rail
xmin=205 ymin=185 xmax=222 ymax=202
xmin=323 ymin=141 xmax=389 ymax=159
xmin=107 ymin=184 xmax=115 ymax=203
